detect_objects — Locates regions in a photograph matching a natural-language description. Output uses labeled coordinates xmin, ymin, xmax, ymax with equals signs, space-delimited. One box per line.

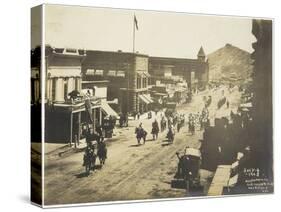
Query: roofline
xmin=149 ymin=56 xmax=199 ymax=62
xmin=86 ymin=50 xmax=149 ymax=57
xmin=43 ymin=45 xmax=205 ymax=61
xmin=82 ymin=80 xmax=110 ymax=84
xmin=51 ymin=52 xmax=85 ymax=58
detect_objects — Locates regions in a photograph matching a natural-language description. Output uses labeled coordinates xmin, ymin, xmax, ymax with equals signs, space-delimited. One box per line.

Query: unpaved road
xmin=44 ymin=87 xmax=241 ymax=205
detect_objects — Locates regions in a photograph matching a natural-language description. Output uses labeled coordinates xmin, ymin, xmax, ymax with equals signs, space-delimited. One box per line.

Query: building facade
xmin=32 ymin=46 xmax=118 ymax=143
xmin=44 ymin=46 xmax=89 ymax=143
xmin=82 ymin=50 xmax=153 ymax=115
xmin=45 ymin=46 xmax=84 ymax=104
xmin=148 ymin=47 xmax=209 ymax=92
xmin=31 ymin=45 xmax=209 ymax=143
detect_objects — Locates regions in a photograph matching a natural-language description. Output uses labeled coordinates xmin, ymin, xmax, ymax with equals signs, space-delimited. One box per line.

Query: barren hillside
xmin=207 ymin=43 xmax=253 ymax=85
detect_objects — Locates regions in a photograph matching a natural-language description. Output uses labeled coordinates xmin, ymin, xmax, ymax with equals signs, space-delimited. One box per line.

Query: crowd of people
xmin=82 ymin=126 xmax=108 ymax=175
xmin=82 ymin=86 xmax=235 ymax=175
xmin=132 ymin=105 xmax=212 ymax=146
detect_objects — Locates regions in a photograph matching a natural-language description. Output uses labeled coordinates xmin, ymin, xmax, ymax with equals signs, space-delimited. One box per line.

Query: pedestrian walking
xmin=151 ymin=119 xmax=160 ymax=140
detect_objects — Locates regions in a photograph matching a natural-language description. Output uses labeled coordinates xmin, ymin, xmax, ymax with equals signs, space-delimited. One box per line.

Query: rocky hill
xmin=207 ymin=44 xmax=253 ymax=85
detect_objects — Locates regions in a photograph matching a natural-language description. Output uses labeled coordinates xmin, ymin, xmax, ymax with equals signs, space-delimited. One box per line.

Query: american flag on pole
xmin=134 ymin=14 xmax=138 ymax=30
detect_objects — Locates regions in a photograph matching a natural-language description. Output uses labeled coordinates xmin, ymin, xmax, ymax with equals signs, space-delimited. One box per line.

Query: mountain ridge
xmin=207 ymin=43 xmax=253 ymax=85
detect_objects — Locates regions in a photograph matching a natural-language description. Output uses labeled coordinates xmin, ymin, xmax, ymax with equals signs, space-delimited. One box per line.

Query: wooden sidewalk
xmin=207 ymin=165 xmax=232 ymax=196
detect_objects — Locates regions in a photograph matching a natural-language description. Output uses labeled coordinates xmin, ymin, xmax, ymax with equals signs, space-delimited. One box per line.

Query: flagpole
xmin=133 ymin=13 xmax=135 ymax=53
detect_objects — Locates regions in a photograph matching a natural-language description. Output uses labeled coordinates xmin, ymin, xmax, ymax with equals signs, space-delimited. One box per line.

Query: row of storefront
xmin=31 ymin=45 xmax=208 ymax=143
xmin=45 ymin=97 xmax=118 ymax=143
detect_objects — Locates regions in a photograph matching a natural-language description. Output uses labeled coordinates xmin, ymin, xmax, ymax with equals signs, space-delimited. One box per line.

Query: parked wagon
xmin=172 ymin=147 xmax=203 ymax=194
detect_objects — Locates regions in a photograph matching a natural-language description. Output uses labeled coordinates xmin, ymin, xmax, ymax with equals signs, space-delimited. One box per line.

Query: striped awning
xmin=139 ymin=94 xmax=150 ymax=104
xmin=101 ymin=102 xmax=119 ymax=118
xmin=143 ymin=94 xmax=154 ymax=103
xmin=143 ymin=72 xmax=151 ymax=77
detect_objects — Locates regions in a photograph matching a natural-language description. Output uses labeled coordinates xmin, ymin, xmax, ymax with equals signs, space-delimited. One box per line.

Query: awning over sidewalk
xmin=139 ymin=94 xmax=150 ymax=104
xmin=101 ymin=102 xmax=119 ymax=118
xmin=153 ymin=92 xmax=168 ymax=97
xmin=143 ymin=94 xmax=154 ymax=104
xmin=143 ymin=72 xmax=151 ymax=77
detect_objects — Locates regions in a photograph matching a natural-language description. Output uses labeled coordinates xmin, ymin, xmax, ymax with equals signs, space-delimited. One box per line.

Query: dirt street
xmin=44 ymin=87 xmax=241 ymax=205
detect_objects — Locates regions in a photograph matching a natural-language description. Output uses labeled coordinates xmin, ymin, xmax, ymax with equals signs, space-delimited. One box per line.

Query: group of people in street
xmin=82 ymin=125 xmax=108 ymax=175
xmin=134 ymin=111 xmax=189 ymax=145
xmin=187 ymin=107 xmax=210 ymax=135
xmin=134 ymin=85 xmax=228 ymax=134
xmin=155 ymin=112 xmax=186 ymax=143
xmin=83 ymin=88 xmax=215 ymax=170
xmin=132 ymin=103 xmax=212 ymax=146
xmin=119 ymin=113 xmax=129 ymax=127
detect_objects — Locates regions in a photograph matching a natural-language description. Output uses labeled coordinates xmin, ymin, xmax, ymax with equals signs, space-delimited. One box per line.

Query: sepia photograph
xmin=31 ymin=4 xmax=273 ymax=207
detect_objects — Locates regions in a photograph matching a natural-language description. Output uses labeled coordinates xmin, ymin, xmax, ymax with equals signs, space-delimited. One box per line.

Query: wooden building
xmin=31 ymin=46 xmax=118 ymax=143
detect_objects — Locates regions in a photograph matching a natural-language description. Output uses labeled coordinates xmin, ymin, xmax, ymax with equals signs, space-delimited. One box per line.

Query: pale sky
xmin=32 ymin=4 xmax=256 ymax=58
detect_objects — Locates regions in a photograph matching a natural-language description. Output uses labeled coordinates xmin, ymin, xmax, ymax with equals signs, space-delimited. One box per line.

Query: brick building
xmin=82 ymin=50 xmax=153 ymax=115
xmin=31 ymin=45 xmax=210 ymax=143
xmin=148 ymin=46 xmax=209 ymax=92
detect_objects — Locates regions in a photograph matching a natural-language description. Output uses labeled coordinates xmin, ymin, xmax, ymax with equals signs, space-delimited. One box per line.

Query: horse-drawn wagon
xmin=172 ymin=147 xmax=203 ymax=194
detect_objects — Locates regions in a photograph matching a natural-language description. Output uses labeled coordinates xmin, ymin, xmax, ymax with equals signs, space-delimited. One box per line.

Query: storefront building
xmin=32 ymin=46 xmax=115 ymax=143
xmin=82 ymin=50 xmax=153 ymax=115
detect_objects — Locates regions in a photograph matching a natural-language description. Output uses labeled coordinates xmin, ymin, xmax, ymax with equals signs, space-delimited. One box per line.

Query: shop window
xmin=116 ymin=70 xmax=125 ymax=77
xmin=137 ymin=76 xmax=141 ymax=89
xmin=143 ymin=77 xmax=147 ymax=88
xmin=87 ymin=69 xmax=95 ymax=76
xmin=75 ymin=78 xmax=79 ymax=91
xmin=51 ymin=78 xmax=56 ymax=101
xmin=107 ymin=70 xmax=116 ymax=76
xmin=95 ymin=69 xmax=104 ymax=76
xmin=64 ymin=80 xmax=68 ymax=100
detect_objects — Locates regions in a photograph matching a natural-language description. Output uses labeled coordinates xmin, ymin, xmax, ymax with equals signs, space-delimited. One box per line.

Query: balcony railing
xmin=52 ymin=95 xmax=101 ymax=107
